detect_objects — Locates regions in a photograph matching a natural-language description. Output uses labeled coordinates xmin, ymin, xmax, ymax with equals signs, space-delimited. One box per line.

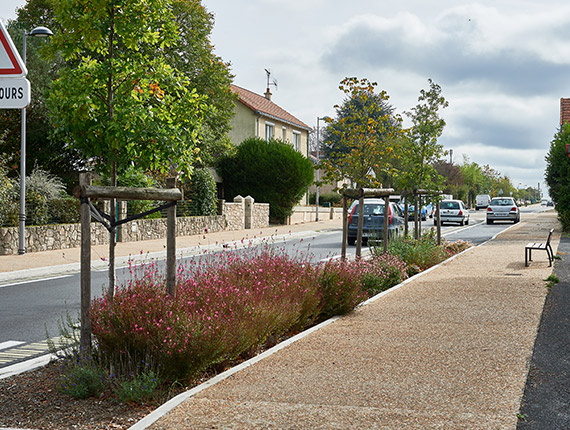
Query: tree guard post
xmin=383 ymin=193 xmax=390 ymax=252
xmin=356 ymin=192 xmax=364 ymax=258
xmin=166 ymin=177 xmax=176 ymax=296
xmin=341 ymin=195 xmax=348 ymax=260
xmin=79 ymin=172 xmax=92 ymax=359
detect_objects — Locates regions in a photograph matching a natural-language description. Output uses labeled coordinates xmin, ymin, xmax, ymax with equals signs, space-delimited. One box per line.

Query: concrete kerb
xmin=127 ymin=226 xmax=507 ymax=430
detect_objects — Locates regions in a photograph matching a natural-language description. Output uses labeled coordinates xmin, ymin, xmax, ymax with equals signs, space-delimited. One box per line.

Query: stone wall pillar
xmin=244 ymin=195 xmax=254 ymax=229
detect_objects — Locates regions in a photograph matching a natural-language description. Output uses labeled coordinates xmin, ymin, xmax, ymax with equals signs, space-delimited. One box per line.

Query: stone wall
xmin=287 ymin=206 xmax=343 ymax=225
xmin=0 ymin=222 xmax=109 ymax=255
xmin=0 ymin=198 xmax=269 ymax=255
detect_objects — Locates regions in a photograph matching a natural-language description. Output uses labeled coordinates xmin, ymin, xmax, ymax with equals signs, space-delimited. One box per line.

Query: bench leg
xmin=525 ymin=248 xmax=529 ymax=267
xmin=547 ymin=245 xmax=553 ymax=266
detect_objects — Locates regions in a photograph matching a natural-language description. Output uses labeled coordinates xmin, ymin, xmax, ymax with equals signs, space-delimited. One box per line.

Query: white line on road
xmin=0 ymin=274 xmax=73 ymax=288
xmin=0 ymin=341 xmax=25 ymax=351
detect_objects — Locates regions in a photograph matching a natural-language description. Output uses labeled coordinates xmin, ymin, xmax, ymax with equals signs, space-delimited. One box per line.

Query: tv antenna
xmin=265 ymin=68 xmax=278 ymax=92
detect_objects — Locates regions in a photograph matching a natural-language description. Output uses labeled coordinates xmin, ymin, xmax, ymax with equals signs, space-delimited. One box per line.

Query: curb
xmin=127 ymin=234 xmax=484 ymax=430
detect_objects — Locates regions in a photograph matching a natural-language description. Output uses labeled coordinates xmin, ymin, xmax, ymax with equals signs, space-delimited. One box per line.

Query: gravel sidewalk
xmin=129 ymin=211 xmax=559 ymax=430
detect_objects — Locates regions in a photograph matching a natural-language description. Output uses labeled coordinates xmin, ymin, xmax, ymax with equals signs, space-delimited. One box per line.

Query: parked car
xmin=434 ymin=199 xmax=470 ymax=226
xmin=475 ymin=194 xmax=491 ymax=210
xmin=407 ymin=204 xmax=427 ymax=221
xmin=486 ymin=197 xmax=520 ymax=224
xmin=347 ymin=198 xmax=405 ymax=245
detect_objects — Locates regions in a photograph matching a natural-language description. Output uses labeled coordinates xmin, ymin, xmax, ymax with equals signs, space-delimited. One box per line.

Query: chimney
xmin=264 ymin=88 xmax=272 ymax=101
xmin=561 ymin=98 xmax=570 ymax=126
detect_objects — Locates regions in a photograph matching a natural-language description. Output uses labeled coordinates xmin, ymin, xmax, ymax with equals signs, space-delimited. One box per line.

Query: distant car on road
xmin=475 ymin=194 xmax=491 ymax=210
xmin=486 ymin=197 xmax=520 ymax=224
xmin=347 ymin=198 xmax=405 ymax=245
xmin=435 ymin=199 xmax=470 ymax=226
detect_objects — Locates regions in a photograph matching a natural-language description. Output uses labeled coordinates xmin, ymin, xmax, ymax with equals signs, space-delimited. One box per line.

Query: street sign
xmin=0 ymin=21 xmax=27 ymax=78
xmin=0 ymin=78 xmax=30 ymax=108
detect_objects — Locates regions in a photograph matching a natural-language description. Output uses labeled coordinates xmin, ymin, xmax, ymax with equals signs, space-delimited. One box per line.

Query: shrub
xmin=384 ymin=231 xmax=447 ymax=271
xmin=183 ymin=168 xmax=218 ymax=216
xmin=0 ymin=154 xmax=14 ymax=227
xmin=309 ymin=191 xmax=343 ymax=206
xmin=361 ymin=253 xmax=408 ymax=296
xmin=317 ymin=259 xmax=367 ymax=320
xmin=26 ymin=190 xmax=49 ymax=226
xmin=57 ymin=361 xmax=107 ymax=399
xmin=114 ymin=370 xmax=160 ymax=403
xmin=218 ymin=137 xmax=314 ymax=223
xmin=91 ymin=250 xmax=322 ymax=379
xmin=48 ymin=197 xmax=80 ymax=224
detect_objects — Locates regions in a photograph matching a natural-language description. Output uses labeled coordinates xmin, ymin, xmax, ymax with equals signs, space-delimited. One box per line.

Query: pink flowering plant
xmin=90 ymin=236 xmax=465 ymax=383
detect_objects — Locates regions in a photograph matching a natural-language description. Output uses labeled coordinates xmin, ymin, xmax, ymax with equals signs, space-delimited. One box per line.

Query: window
xmin=282 ymin=127 xmax=287 ymax=141
xmin=265 ymin=122 xmax=274 ymax=141
xmin=293 ymin=131 xmax=300 ymax=151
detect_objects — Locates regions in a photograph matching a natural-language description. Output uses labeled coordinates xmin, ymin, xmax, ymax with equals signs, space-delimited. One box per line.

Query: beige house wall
xmin=229 ymin=108 xmax=309 ymax=157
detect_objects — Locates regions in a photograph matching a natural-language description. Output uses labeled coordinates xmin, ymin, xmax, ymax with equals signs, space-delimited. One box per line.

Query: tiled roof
xmin=231 ymin=84 xmax=311 ymax=131
xmin=561 ymin=98 xmax=570 ymax=126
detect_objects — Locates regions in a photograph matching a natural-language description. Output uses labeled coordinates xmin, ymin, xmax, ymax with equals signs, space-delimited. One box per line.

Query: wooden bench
xmin=525 ymin=229 xmax=554 ymax=267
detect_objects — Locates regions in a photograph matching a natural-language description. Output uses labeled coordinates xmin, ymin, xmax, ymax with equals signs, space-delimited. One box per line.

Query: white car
xmin=435 ymin=200 xmax=470 ymax=226
xmin=486 ymin=197 xmax=520 ymax=224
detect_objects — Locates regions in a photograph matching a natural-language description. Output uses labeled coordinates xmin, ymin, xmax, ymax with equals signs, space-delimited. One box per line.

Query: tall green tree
xmin=319 ymin=77 xmax=402 ymax=189
xmin=545 ymin=124 xmax=570 ymax=230
xmin=1 ymin=18 xmax=82 ymax=188
xmin=46 ymin=0 xmax=209 ymax=297
xmin=402 ymin=79 xmax=448 ymax=192
xmin=167 ymin=0 xmax=237 ymax=167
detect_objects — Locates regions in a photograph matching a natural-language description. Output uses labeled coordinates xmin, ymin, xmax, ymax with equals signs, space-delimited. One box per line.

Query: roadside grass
xmin=50 ymin=237 xmax=469 ymax=402
xmin=545 ymin=274 xmax=560 ymax=291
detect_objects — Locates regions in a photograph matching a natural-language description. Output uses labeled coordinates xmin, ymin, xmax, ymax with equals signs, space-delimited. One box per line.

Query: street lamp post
xmin=19 ymin=26 xmax=53 ymax=255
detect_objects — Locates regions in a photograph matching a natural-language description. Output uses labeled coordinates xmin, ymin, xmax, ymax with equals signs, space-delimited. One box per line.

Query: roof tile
xmin=231 ymin=84 xmax=311 ymax=131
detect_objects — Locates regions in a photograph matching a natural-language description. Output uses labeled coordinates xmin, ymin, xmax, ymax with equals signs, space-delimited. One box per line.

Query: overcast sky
xmin=4 ymin=0 xmax=569 ymax=196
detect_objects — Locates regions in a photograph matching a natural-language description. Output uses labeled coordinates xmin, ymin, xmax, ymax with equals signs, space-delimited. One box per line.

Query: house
xmin=561 ymin=98 xmax=570 ymax=126
xmin=229 ymin=84 xmax=311 ymax=156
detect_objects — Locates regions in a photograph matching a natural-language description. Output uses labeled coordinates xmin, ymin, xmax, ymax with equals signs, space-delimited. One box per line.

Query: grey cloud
xmin=320 ymin=21 xmax=570 ymax=97
xmin=451 ymin=116 xmax=546 ymax=151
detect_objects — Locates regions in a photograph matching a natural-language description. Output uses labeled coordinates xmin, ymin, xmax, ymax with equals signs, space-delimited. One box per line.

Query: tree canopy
xmin=545 ymin=123 xmax=570 ymax=230
xmin=319 ymin=77 xmax=403 ymax=189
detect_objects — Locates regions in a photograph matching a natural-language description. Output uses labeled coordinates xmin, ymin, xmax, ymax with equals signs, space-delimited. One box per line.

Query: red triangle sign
xmin=0 ymin=21 xmax=27 ymax=78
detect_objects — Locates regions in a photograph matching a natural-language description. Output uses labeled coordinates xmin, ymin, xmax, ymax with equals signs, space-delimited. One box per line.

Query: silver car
xmin=486 ymin=197 xmax=520 ymax=224
xmin=435 ymin=199 xmax=470 ymax=226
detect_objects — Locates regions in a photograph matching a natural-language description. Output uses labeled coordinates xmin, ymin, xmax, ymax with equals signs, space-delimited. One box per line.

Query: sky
xmin=3 ymin=0 xmax=569 ymax=197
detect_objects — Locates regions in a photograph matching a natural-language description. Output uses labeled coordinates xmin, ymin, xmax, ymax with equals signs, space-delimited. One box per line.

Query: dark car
xmin=347 ymin=198 xmax=405 ymax=246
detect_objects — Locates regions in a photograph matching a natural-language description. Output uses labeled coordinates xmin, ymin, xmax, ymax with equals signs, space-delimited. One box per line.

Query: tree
xmin=1 ymin=17 xmax=83 ymax=188
xmin=165 ymin=0 xmax=237 ymax=167
xmin=433 ymin=160 xmax=463 ymax=197
xmin=218 ymin=137 xmax=314 ymax=223
xmin=46 ymin=0 xmax=209 ymax=297
xmin=545 ymin=124 xmax=570 ymax=230
xmin=402 ymin=79 xmax=448 ymax=193
xmin=319 ymin=77 xmax=402 ymax=189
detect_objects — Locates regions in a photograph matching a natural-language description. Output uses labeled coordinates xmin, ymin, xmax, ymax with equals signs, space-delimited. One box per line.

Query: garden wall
xmin=287 ymin=206 xmax=343 ymax=225
xmin=0 ymin=196 xmax=269 ymax=255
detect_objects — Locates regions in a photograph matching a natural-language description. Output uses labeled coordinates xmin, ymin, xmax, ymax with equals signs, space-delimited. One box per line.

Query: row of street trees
xmin=317 ymin=77 xmax=534 ymax=208
xmin=319 ymin=77 xmax=448 ymax=197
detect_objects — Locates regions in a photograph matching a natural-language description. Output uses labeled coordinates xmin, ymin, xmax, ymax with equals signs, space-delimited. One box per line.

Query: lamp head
xmin=29 ymin=26 xmax=53 ymax=37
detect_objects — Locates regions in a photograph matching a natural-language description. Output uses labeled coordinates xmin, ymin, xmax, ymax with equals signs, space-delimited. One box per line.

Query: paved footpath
xmin=125 ymin=211 xmax=560 ymax=430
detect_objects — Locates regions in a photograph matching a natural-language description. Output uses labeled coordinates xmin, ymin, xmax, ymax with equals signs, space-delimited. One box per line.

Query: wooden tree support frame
xmin=341 ymin=188 xmax=395 ymax=260
xmin=340 ymin=188 xmax=444 ymax=261
xmin=400 ymin=189 xmax=444 ymax=243
xmin=76 ymin=173 xmax=182 ymax=357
